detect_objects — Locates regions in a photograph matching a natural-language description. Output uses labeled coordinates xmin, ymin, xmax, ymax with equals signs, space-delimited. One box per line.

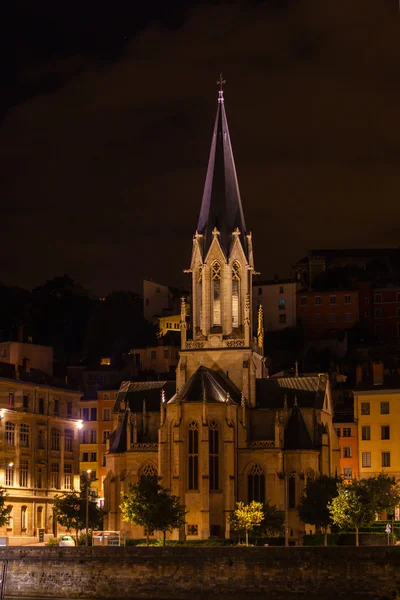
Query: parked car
xmin=59 ymin=535 xmax=75 ymax=547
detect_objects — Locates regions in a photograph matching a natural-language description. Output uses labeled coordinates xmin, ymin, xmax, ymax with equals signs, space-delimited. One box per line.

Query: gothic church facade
xmin=103 ymin=88 xmax=339 ymax=542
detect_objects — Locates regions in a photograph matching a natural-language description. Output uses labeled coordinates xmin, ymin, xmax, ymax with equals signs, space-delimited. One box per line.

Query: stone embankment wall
xmin=1 ymin=546 xmax=400 ymax=599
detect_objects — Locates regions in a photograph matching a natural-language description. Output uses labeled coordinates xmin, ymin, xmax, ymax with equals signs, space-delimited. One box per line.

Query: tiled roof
xmin=113 ymin=380 xmax=176 ymax=413
xmin=256 ymin=376 xmax=326 ymax=410
xmin=168 ymin=365 xmax=241 ymax=405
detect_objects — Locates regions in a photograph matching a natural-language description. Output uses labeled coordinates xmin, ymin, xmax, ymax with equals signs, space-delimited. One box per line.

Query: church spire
xmin=197 ymin=76 xmax=248 ymax=260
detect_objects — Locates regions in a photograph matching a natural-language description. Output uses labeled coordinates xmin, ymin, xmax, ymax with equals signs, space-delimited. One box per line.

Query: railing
xmin=247 ymin=440 xmax=275 ymax=449
xmin=130 ymin=443 xmax=158 ymax=452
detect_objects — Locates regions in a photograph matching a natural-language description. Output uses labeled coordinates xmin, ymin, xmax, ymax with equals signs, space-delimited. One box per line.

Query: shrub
xmin=46 ymin=538 xmax=59 ymax=547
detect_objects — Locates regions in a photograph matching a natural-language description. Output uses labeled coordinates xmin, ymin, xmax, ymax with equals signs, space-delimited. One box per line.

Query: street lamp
xmin=85 ymin=470 xmax=91 ymax=547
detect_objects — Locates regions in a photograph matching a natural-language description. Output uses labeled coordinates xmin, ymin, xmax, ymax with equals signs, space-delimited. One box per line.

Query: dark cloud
xmin=1 ymin=0 xmax=400 ymax=294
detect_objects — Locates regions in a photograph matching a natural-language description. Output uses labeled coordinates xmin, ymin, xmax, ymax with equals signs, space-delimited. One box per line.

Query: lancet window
xmin=209 ymin=421 xmax=219 ymax=491
xmin=248 ymin=463 xmax=265 ymax=503
xmin=198 ymin=264 xmax=203 ymax=328
xmin=232 ymin=261 xmax=241 ymax=328
xmin=188 ymin=421 xmax=199 ymax=490
xmin=140 ymin=463 xmax=157 ymax=477
xmin=211 ymin=262 xmax=221 ymax=327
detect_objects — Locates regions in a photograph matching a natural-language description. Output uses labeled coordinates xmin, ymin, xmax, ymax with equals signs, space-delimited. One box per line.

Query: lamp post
xmin=85 ymin=470 xmax=91 ymax=547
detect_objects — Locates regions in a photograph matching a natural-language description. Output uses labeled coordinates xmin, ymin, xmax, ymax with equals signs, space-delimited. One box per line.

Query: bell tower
xmin=178 ymin=77 xmax=258 ymax=406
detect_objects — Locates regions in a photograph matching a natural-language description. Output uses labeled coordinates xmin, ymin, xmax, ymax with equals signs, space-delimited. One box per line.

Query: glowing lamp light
xmin=0 ymin=409 xmax=5 ymax=420
xmin=77 ymin=420 xmax=83 ymax=430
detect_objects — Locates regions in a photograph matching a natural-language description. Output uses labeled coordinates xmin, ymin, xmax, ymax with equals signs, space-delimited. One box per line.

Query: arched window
xmin=248 ymin=464 xmax=265 ymax=503
xmin=140 ymin=463 xmax=157 ymax=477
xmin=232 ymin=262 xmax=241 ymax=328
xmin=209 ymin=421 xmax=219 ymax=491
xmin=198 ymin=264 xmax=203 ymax=328
xmin=211 ymin=262 xmax=221 ymax=327
xmin=21 ymin=506 xmax=27 ymax=530
xmin=188 ymin=421 xmax=199 ymax=490
xmin=37 ymin=506 xmax=43 ymax=529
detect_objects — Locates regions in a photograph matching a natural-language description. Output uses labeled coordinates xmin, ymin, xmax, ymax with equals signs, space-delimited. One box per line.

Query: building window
xmin=20 ymin=424 xmax=29 ymax=448
xmin=23 ymin=395 xmax=29 ymax=410
xmin=90 ymin=451 xmax=97 ymax=462
xmin=279 ymin=314 xmax=286 ymax=324
xmin=329 ymin=313 xmax=336 ymax=322
xmin=344 ymin=313 xmax=352 ymax=322
xmin=91 ymin=408 xmax=97 ymax=421
xmin=300 ymin=297 xmax=307 ymax=305
xmin=343 ymin=427 xmax=351 ymax=437
xmin=375 ymin=308 xmax=383 ymax=318
xmin=67 ymin=401 xmax=72 ymax=417
xmin=140 ymin=463 xmax=157 ymax=477
xmin=187 ymin=525 xmax=198 ymax=536
xmin=51 ymin=463 xmax=60 ymax=489
xmin=163 ymin=349 xmax=169 ymax=358
xmin=51 ymin=428 xmax=60 ymax=451
xmin=344 ymin=467 xmax=353 ymax=479
xmin=258 ymin=287 xmax=262 ymax=295
xmin=382 ymin=452 xmax=391 ymax=468
xmin=90 ymin=429 xmax=97 ymax=443
xmin=343 ymin=446 xmax=352 ymax=458
xmin=211 ymin=262 xmax=221 ymax=327
xmin=19 ymin=460 xmax=29 ymax=487
xmin=102 ymin=431 xmax=110 ymax=444
xmin=64 ymin=464 xmax=73 ymax=490
xmin=102 ymin=454 xmax=107 ymax=467
xmin=5 ymin=464 xmax=14 ymax=486
xmin=248 ymin=464 xmax=265 ymax=504
xmin=330 ymin=295 xmax=336 ymax=305
xmin=8 ymin=392 xmax=14 ymax=408
xmin=89 ymin=470 xmax=96 ymax=481
xmin=21 ymin=506 xmax=27 ymax=530
xmin=232 ymin=262 xmax=241 ymax=328
xmin=64 ymin=429 xmax=74 ymax=452
xmin=279 ymin=299 xmax=285 ymax=311
xmin=54 ymin=399 xmax=60 ymax=416
xmin=380 ymin=401 xmax=390 ymax=415
xmin=151 ymin=350 xmax=156 ymax=359
xmin=37 ymin=506 xmax=43 ymax=529
xmin=103 ymin=408 xmax=111 ymax=421
xmin=37 ymin=468 xmax=43 ymax=489
xmin=361 ymin=402 xmax=370 ymax=415
xmin=37 ymin=429 xmax=44 ymax=450
xmin=209 ymin=421 xmax=219 ymax=492
xmin=288 ymin=476 xmax=296 ymax=509
xmin=343 ymin=295 xmax=350 ymax=304
xmin=314 ymin=296 xmax=321 ymax=305
xmin=188 ymin=421 xmax=199 ymax=490
xmin=362 ymin=425 xmax=371 ymax=440
xmin=334 ymin=427 xmax=340 ymax=437
xmin=82 ymin=408 xmax=89 ymax=421
xmin=82 ymin=452 xmax=89 ymax=462
xmin=362 ymin=452 xmax=371 ymax=468
xmin=381 ymin=425 xmax=390 ymax=440
xmin=38 ymin=397 xmax=44 ymax=414
xmin=375 ymin=293 xmax=382 ymax=303
xmin=5 ymin=422 xmax=15 ymax=446
xmin=279 ymin=285 xmax=284 ymax=294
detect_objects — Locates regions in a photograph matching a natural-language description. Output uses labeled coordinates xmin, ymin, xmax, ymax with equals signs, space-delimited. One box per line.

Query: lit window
xmin=279 ymin=299 xmax=285 ymax=310
xmin=211 ymin=262 xmax=221 ymax=327
xmin=19 ymin=460 xmax=29 ymax=487
xmin=361 ymin=402 xmax=370 ymax=415
xmin=100 ymin=357 xmax=111 ymax=366
xmin=382 ymin=452 xmax=391 ymax=467
xmin=188 ymin=421 xmax=199 ymax=490
xmin=344 ymin=467 xmax=353 ymax=479
xmin=20 ymin=424 xmax=29 ymax=448
xmin=65 ymin=429 xmax=74 ymax=452
xmin=5 ymin=464 xmax=14 ymax=486
xmin=51 ymin=463 xmax=60 ymax=489
xmin=64 ymin=464 xmax=73 ymax=490
xmin=5 ymin=422 xmax=15 ymax=446
xmin=362 ymin=452 xmax=371 ymax=468
xmin=232 ymin=262 xmax=241 ymax=328
xmin=380 ymin=401 xmax=389 ymax=414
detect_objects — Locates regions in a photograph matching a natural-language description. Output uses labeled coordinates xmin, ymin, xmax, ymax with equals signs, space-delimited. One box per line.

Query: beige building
xmin=0 ymin=342 xmax=53 ymax=376
xmin=0 ymin=358 xmax=81 ymax=545
xmin=104 ymin=87 xmax=339 ymax=543
xmin=131 ymin=346 xmax=179 ymax=378
xmin=253 ymin=279 xmax=298 ymax=332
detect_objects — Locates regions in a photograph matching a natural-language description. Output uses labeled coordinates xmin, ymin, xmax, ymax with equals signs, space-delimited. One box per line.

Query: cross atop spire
xmin=216 ymin=73 xmax=226 ymax=103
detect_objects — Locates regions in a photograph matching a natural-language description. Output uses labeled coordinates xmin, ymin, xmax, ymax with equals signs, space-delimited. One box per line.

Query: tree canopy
xmin=0 ymin=488 xmax=12 ymax=528
xmin=329 ymin=479 xmax=376 ymax=546
xmin=120 ymin=475 xmax=186 ymax=546
xmin=52 ymin=486 xmax=105 ymax=543
xmin=297 ymin=474 xmax=341 ymax=545
xmin=229 ymin=501 xmax=264 ymax=546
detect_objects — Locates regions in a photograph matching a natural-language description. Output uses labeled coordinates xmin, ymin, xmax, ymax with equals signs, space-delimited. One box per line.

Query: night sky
xmin=1 ymin=0 xmax=400 ymax=295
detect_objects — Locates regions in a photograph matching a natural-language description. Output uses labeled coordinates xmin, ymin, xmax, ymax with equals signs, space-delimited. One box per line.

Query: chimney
xmin=356 ymin=365 xmax=363 ymax=385
xmin=372 ymin=361 xmax=384 ymax=386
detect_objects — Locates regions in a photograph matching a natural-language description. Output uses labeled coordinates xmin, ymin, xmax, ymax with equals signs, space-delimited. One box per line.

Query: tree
xmin=0 ymin=488 xmax=12 ymax=527
xmin=364 ymin=473 xmax=400 ymax=517
xmin=52 ymin=487 xmax=104 ymax=543
xmin=329 ymin=480 xmax=376 ymax=546
xmin=229 ymin=501 xmax=264 ymax=546
xmin=297 ymin=474 xmax=341 ymax=546
xmin=120 ymin=475 xmax=186 ymax=546
xmin=257 ymin=502 xmax=284 ymax=538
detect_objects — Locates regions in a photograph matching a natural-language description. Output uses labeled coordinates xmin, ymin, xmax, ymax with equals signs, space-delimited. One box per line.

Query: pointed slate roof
xmin=284 ymin=401 xmax=314 ymax=450
xmin=168 ymin=365 xmax=241 ymax=405
xmin=197 ymin=91 xmax=248 ymax=260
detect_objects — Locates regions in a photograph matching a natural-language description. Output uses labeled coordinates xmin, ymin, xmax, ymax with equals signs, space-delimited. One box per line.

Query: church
xmin=103 ymin=84 xmax=340 ymax=542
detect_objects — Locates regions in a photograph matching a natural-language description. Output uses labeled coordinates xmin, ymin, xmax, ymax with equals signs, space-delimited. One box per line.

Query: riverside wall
xmin=1 ymin=546 xmax=400 ymax=600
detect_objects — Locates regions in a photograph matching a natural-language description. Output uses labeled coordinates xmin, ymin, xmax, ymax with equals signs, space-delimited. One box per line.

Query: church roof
xmin=197 ymin=90 xmax=248 ymax=260
xmin=168 ymin=365 xmax=241 ymax=405
xmin=256 ymin=376 xmax=326 ymax=410
xmin=284 ymin=401 xmax=314 ymax=450
xmin=113 ymin=380 xmax=176 ymax=413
